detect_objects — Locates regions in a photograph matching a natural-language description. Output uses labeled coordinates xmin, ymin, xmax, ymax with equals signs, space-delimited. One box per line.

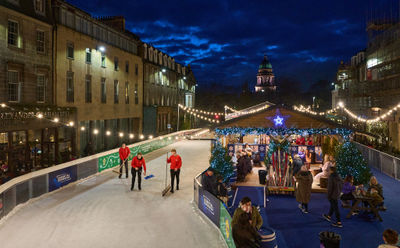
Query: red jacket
xmin=131 ymin=156 xmax=146 ymax=172
xmin=119 ymin=147 xmax=130 ymax=160
xmin=167 ymin=154 xmax=182 ymax=170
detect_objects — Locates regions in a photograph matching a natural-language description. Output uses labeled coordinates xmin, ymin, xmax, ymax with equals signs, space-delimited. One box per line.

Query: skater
xmin=323 ymin=166 xmax=343 ymax=227
xmin=119 ymin=143 xmax=130 ymax=178
xmin=167 ymin=148 xmax=182 ymax=193
xmin=295 ymin=165 xmax=313 ymax=213
xmin=131 ymin=152 xmax=146 ymax=191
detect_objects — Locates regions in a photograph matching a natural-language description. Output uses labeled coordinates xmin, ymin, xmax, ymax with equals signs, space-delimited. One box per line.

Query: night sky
xmin=69 ymin=0 xmax=399 ymax=90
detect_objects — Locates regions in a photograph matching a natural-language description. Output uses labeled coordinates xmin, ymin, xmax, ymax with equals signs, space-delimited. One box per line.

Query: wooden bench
xmin=345 ymin=195 xmax=385 ymax=222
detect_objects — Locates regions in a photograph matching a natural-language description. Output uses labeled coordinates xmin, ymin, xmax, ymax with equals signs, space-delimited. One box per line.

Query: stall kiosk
xmin=214 ymin=106 xmax=352 ymax=194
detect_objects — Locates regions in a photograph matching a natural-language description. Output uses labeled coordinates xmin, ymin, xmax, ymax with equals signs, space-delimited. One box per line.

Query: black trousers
xmin=131 ymin=168 xmax=142 ymax=189
xmin=120 ymin=159 xmax=128 ymax=176
xmin=328 ymin=199 xmax=341 ymax=222
xmin=170 ymin=169 xmax=180 ymax=190
xmin=341 ymin=193 xmax=356 ymax=206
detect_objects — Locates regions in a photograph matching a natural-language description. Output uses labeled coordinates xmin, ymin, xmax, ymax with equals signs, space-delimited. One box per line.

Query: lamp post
xmin=177 ymin=104 xmax=180 ymax=131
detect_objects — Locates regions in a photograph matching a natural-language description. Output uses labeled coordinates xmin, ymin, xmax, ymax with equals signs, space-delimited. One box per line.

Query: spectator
xmin=314 ymin=155 xmax=333 ymax=184
xmin=341 ymin=175 xmax=359 ymax=207
xmin=295 ymin=165 xmax=313 ymax=213
xmin=292 ymin=154 xmax=303 ymax=176
xmin=232 ymin=197 xmax=263 ymax=230
xmin=253 ymin=152 xmax=261 ymax=167
xmin=201 ymin=168 xmax=217 ymax=195
xmin=216 ymin=175 xmax=228 ymax=204
xmin=232 ymin=212 xmax=262 ymax=248
xmin=237 ymin=152 xmax=250 ymax=182
xmin=323 ymin=166 xmax=343 ymax=228
xmin=378 ymin=229 xmax=399 ymax=248
xmin=367 ymin=176 xmax=384 ymax=207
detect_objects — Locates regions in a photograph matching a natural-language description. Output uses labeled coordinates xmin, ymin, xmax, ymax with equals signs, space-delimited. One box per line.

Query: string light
xmin=224 ymin=105 xmax=238 ymax=112
xmin=178 ymin=104 xmax=220 ymax=123
xmin=119 ymin=132 xmax=124 ymax=137
xmin=225 ymin=103 xmax=271 ymax=120
xmin=80 ymin=126 xmax=85 ymax=131
xmin=93 ymin=129 xmax=99 ymax=135
xmin=68 ymin=121 xmax=74 ymax=127
xmin=140 ymin=134 xmax=144 ymax=139
xmin=149 ymin=135 xmax=153 ymax=139
xmin=129 ymin=134 xmax=134 ymax=139
xmin=106 ymin=131 xmax=111 ymax=136
xmin=53 ymin=118 xmax=59 ymax=123
xmin=37 ymin=113 xmax=44 ymax=119
xmin=178 ymin=104 xmax=224 ymax=116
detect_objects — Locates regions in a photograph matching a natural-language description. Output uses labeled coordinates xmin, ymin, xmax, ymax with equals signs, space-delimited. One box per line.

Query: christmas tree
xmin=334 ymin=141 xmax=372 ymax=185
xmin=209 ymin=143 xmax=234 ymax=183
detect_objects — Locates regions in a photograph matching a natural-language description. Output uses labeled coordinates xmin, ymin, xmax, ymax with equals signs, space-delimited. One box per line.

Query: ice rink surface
xmin=0 ymin=140 xmax=225 ymax=248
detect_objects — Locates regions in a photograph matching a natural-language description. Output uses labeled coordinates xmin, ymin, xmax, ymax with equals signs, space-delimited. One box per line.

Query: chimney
xmin=97 ymin=16 xmax=125 ymax=31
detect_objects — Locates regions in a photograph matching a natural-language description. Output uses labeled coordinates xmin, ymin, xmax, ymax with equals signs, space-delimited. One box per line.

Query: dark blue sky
xmin=69 ymin=0 xmax=398 ymax=90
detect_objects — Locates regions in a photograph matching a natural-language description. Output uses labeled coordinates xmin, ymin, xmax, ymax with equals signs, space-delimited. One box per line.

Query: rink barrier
xmin=0 ymin=129 xmax=201 ymax=220
xmin=194 ymin=172 xmax=236 ymax=248
xmin=354 ymin=142 xmax=400 ymax=181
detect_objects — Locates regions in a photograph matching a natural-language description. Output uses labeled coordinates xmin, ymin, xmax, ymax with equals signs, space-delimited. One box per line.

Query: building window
xmin=101 ymin=77 xmax=106 ymax=103
xmin=135 ymin=64 xmax=138 ymax=75
xmin=114 ymin=80 xmax=119 ymax=104
xmin=36 ymin=74 xmax=45 ymax=102
xmin=66 ymin=71 xmax=74 ymax=102
xmin=36 ymin=30 xmax=45 ymax=53
xmin=114 ymin=57 xmax=119 ymax=71
xmin=7 ymin=71 xmax=20 ymax=102
xmin=101 ymin=53 xmax=106 ymax=67
xmin=34 ymin=0 xmax=45 ymax=14
xmin=134 ymin=83 xmax=138 ymax=104
xmin=85 ymin=75 xmax=92 ymax=103
xmin=7 ymin=20 xmax=19 ymax=47
xmin=67 ymin=42 xmax=74 ymax=59
xmin=85 ymin=48 xmax=91 ymax=64
xmin=125 ymin=81 xmax=129 ymax=104
xmin=125 ymin=61 xmax=129 ymax=73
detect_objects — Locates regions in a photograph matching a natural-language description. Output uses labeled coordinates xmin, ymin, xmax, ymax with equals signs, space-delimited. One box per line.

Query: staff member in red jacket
xmin=131 ymin=152 xmax=146 ymax=191
xmin=167 ymin=148 xmax=182 ymax=193
xmin=119 ymin=143 xmax=130 ymax=179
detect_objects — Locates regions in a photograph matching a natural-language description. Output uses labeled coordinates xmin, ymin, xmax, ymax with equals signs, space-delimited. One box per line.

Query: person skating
xmin=323 ymin=166 xmax=343 ymax=227
xmin=295 ymin=165 xmax=313 ymax=213
xmin=118 ymin=143 xmax=130 ymax=178
xmin=167 ymin=148 xmax=182 ymax=193
xmin=131 ymin=152 xmax=146 ymax=191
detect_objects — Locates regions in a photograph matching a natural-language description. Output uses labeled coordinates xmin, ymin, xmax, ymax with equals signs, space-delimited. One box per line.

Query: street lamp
xmin=98 ymin=46 xmax=105 ymax=52
xmin=162 ymin=68 xmax=166 ymax=73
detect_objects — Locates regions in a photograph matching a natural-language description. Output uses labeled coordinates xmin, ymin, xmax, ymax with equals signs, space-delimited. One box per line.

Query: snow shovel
xmin=162 ymin=152 xmax=172 ymax=196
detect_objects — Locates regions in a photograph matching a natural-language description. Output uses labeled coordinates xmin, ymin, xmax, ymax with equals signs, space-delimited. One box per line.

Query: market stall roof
xmin=219 ymin=105 xmax=345 ymax=129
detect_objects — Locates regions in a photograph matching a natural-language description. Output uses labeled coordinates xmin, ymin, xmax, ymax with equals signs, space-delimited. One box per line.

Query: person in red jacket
xmin=131 ymin=152 xmax=146 ymax=191
xmin=119 ymin=143 xmax=130 ymax=179
xmin=167 ymin=148 xmax=182 ymax=193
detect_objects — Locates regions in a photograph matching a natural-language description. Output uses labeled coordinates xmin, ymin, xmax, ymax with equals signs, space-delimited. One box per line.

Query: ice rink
xmin=0 ymin=140 xmax=225 ymax=248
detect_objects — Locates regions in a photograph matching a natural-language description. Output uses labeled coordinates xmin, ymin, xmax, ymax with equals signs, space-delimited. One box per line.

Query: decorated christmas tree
xmin=334 ymin=141 xmax=372 ymax=185
xmin=209 ymin=143 xmax=234 ymax=183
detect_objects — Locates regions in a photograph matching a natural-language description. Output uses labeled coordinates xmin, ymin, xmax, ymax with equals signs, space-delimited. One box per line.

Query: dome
xmin=259 ymin=55 xmax=272 ymax=69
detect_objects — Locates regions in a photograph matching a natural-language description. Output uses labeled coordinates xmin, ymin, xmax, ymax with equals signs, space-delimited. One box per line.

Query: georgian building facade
xmin=141 ymin=43 xmax=196 ymax=136
xmin=52 ymin=1 xmax=143 ymax=155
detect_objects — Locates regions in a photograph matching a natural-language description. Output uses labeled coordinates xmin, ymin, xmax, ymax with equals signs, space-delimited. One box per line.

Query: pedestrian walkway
xmin=0 ymin=140 xmax=226 ymax=248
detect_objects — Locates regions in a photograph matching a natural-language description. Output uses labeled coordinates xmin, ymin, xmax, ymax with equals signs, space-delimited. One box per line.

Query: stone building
xmin=141 ymin=43 xmax=196 ymax=136
xmin=0 ymin=0 xmax=76 ymax=173
xmin=52 ymin=1 xmax=143 ymax=155
xmin=254 ymin=55 xmax=276 ymax=93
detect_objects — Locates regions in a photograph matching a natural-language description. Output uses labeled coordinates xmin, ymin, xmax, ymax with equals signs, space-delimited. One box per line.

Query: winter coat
xmin=201 ymin=173 xmax=217 ymax=195
xmin=327 ymin=172 xmax=343 ymax=200
xmin=167 ymin=155 xmax=182 ymax=170
xmin=232 ymin=224 xmax=261 ymax=248
xmin=368 ymin=183 xmax=384 ymax=199
xmin=232 ymin=206 xmax=263 ymax=230
xmin=295 ymin=171 xmax=313 ymax=204
xmin=131 ymin=156 xmax=146 ymax=172
xmin=342 ymin=182 xmax=356 ymax=194
xmin=216 ymin=182 xmax=228 ymax=197
xmin=119 ymin=147 xmax=130 ymax=160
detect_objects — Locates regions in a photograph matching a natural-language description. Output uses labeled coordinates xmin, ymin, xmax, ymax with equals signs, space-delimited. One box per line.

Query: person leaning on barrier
xmin=201 ymin=168 xmax=217 ymax=195
xmin=232 ymin=197 xmax=263 ymax=231
xmin=232 ymin=212 xmax=262 ymax=248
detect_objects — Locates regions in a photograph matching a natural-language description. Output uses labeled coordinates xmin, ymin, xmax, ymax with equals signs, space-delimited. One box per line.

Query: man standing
xmin=118 ymin=143 xmax=130 ymax=179
xmin=323 ymin=166 xmax=343 ymax=227
xmin=131 ymin=152 xmax=146 ymax=191
xmin=201 ymin=168 xmax=217 ymax=195
xmin=167 ymin=149 xmax=182 ymax=193
xmin=232 ymin=197 xmax=263 ymax=230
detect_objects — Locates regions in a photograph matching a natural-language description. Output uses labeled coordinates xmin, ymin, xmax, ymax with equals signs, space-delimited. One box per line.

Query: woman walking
xmin=295 ymin=165 xmax=313 ymax=213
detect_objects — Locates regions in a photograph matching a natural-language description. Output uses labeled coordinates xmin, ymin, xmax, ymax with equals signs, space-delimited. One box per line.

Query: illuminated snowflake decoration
xmin=266 ymin=109 xmax=290 ymax=128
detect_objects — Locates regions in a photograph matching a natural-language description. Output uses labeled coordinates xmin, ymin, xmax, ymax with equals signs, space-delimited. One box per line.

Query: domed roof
xmin=259 ymin=55 xmax=272 ymax=69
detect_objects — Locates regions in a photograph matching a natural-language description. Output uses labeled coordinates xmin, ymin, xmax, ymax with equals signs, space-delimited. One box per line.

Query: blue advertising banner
xmin=49 ymin=166 xmax=77 ymax=192
xmin=198 ymin=188 xmax=220 ymax=227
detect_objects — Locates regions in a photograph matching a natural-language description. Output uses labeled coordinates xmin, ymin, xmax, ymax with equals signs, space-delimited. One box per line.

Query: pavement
xmin=0 ymin=140 xmax=226 ymax=248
